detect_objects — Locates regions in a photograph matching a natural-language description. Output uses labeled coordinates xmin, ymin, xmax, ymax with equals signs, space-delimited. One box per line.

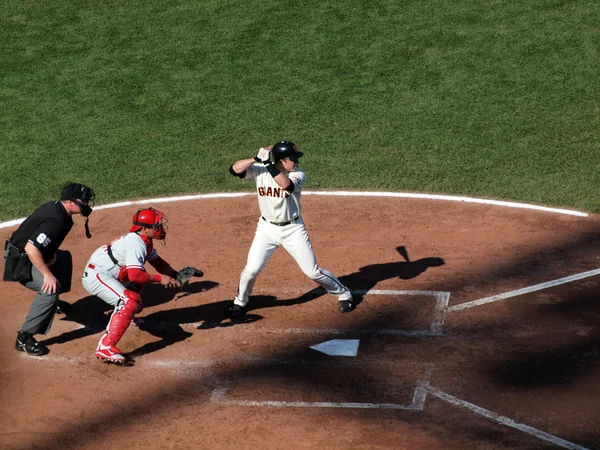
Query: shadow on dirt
xmin=268 ymin=245 xmax=446 ymax=311
xmin=26 ymin=227 xmax=600 ymax=450
xmin=340 ymin=245 xmax=445 ymax=308
xmin=229 ymin=245 xmax=445 ymax=316
xmin=488 ymin=287 xmax=600 ymax=388
xmin=41 ymin=280 xmax=219 ymax=350
xmin=492 ymin=338 xmax=600 ymax=387
xmin=96 ymin=245 xmax=445 ymax=356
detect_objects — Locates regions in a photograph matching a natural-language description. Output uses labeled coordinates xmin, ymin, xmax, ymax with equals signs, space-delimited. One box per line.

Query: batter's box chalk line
xmin=209 ymin=360 xmax=589 ymax=450
xmin=425 ymin=387 xmax=590 ymax=450
xmin=210 ymin=363 xmax=434 ymax=411
xmin=446 ymin=268 xmax=600 ymax=313
xmin=185 ymin=289 xmax=451 ymax=337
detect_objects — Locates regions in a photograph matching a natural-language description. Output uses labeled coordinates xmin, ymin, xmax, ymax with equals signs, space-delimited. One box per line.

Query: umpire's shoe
xmin=229 ymin=302 xmax=247 ymax=318
xmin=15 ymin=331 xmax=49 ymax=356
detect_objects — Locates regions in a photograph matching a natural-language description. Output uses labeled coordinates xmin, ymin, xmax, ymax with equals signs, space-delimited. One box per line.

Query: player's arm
xmin=126 ymin=267 xmax=178 ymax=287
xmin=126 ymin=267 xmax=161 ymax=284
xmin=148 ymin=254 xmax=177 ymax=278
xmin=229 ymin=159 xmax=256 ymax=178
xmin=123 ymin=242 xmax=177 ymax=287
xmin=24 ymin=242 xmax=58 ymax=294
xmin=267 ymin=166 xmax=293 ymax=191
xmin=251 ymin=146 xmax=294 ymax=190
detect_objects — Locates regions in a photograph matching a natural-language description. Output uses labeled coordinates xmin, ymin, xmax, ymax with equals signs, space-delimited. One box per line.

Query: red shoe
xmin=95 ymin=343 xmax=126 ymax=363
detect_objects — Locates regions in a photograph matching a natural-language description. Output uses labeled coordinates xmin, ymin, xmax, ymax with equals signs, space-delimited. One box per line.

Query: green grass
xmin=1 ymin=0 xmax=599 ymax=220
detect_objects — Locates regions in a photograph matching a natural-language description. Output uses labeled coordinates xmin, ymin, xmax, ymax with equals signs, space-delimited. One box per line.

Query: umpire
xmin=3 ymin=182 xmax=95 ymax=356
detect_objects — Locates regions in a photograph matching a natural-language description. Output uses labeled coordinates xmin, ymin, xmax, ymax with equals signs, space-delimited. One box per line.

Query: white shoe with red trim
xmin=95 ymin=343 xmax=126 ymax=363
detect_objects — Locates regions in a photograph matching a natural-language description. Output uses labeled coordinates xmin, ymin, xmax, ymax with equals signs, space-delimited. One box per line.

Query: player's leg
xmin=20 ymin=269 xmax=58 ymax=336
xmin=20 ymin=249 xmax=73 ymax=331
xmin=15 ymin=251 xmax=75 ymax=356
xmin=82 ymin=268 xmax=141 ymax=362
xmin=100 ymin=291 xmax=142 ymax=340
xmin=283 ymin=224 xmax=354 ymax=312
xmin=233 ymin=221 xmax=279 ymax=311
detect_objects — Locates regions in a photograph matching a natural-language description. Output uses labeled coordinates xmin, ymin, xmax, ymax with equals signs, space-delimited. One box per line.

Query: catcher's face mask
xmin=130 ymin=208 xmax=168 ymax=240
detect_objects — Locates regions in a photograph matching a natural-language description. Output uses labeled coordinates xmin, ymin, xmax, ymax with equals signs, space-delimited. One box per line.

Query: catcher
xmin=81 ymin=207 xmax=203 ymax=364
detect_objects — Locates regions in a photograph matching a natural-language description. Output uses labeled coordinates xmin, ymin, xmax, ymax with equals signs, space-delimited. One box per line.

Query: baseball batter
xmin=228 ymin=140 xmax=354 ymax=317
xmin=82 ymin=207 xmax=179 ymax=363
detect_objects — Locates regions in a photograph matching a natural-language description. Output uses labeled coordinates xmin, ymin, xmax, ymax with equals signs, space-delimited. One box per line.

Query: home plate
xmin=310 ymin=339 xmax=359 ymax=356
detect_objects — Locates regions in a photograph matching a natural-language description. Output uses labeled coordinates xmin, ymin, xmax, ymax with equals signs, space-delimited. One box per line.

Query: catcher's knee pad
xmin=104 ymin=290 xmax=142 ymax=345
xmin=123 ymin=289 xmax=143 ymax=313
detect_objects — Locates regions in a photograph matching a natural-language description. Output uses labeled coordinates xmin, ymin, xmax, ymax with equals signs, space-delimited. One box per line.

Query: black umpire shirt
xmin=9 ymin=201 xmax=74 ymax=261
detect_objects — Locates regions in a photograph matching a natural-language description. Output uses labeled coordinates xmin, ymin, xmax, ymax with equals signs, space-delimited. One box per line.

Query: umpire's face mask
xmin=62 ymin=183 xmax=95 ymax=217
xmin=73 ymin=199 xmax=92 ymax=217
xmin=76 ymin=185 xmax=95 ymax=217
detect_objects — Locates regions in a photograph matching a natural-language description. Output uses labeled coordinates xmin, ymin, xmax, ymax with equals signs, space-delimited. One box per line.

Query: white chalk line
xmin=0 ymin=191 xmax=589 ymax=229
xmin=137 ymin=288 xmax=449 ymax=337
xmin=209 ymin=390 xmax=419 ymax=410
xmin=19 ymin=351 xmax=590 ymax=449
xmin=250 ymin=328 xmax=445 ymax=337
xmin=447 ymin=268 xmax=600 ymax=312
xmin=210 ymin=363 xmax=434 ymax=411
xmin=426 ymin=386 xmax=589 ymax=450
xmin=59 ymin=319 xmax=447 ymax=338
xmin=303 ymin=191 xmax=589 ymax=217
xmin=15 ymin=354 xmax=434 ymax=370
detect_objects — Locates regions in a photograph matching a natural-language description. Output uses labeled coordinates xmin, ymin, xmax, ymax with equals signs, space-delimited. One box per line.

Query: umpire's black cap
xmin=60 ymin=182 xmax=95 ymax=204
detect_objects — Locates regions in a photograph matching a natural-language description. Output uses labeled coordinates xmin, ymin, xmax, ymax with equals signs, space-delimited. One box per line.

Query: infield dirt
xmin=1 ymin=195 xmax=599 ymax=450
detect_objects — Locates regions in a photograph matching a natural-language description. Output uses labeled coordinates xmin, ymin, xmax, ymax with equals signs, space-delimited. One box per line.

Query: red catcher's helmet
xmin=129 ymin=207 xmax=167 ymax=240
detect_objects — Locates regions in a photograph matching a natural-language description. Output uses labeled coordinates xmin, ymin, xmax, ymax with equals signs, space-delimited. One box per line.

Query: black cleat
xmin=338 ymin=299 xmax=354 ymax=313
xmin=15 ymin=331 xmax=49 ymax=356
xmin=229 ymin=303 xmax=247 ymax=318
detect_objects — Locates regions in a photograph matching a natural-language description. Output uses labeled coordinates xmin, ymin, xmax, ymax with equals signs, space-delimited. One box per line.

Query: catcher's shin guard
xmin=100 ymin=290 xmax=142 ymax=347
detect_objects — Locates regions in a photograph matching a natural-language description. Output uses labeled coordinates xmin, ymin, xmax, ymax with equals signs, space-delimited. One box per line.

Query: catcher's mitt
xmin=176 ymin=266 xmax=204 ymax=289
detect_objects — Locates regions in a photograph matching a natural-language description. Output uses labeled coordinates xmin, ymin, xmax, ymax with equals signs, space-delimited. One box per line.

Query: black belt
xmin=261 ymin=216 xmax=299 ymax=227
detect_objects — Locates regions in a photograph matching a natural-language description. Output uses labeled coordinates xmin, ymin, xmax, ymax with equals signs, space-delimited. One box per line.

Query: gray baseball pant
xmin=17 ymin=250 xmax=73 ymax=335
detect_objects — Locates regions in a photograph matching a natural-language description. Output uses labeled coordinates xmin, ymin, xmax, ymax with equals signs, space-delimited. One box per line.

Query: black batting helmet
xmin=272 ymin=141 xmax=303 ymax=162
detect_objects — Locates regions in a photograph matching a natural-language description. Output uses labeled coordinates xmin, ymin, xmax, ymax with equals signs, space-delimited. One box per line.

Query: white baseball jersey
xmin=86 ymin=233 xmax=158 ymax=277
xmin=245 ymin=164 xmax=306 ymax=223
xmin=82 ymin=232 xmax=159 ymax=307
